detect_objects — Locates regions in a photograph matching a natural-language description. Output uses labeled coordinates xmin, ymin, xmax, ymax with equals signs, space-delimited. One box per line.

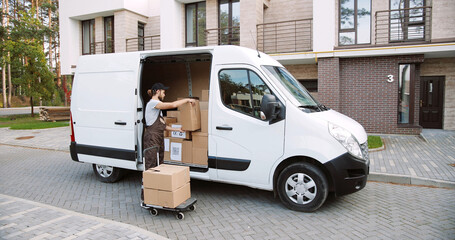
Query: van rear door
xmin=71 ymin=52 xmax=141 ymax=170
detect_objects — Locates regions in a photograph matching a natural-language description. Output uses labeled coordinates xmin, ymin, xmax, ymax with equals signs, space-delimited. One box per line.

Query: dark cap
xmin=152 ymin=83 xmax=169 ymax=90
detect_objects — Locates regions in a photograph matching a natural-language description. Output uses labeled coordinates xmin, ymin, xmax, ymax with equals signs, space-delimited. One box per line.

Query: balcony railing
xmin=205 ymin=26 xmax=240 ymax=46
xmin=83 ymin=40 xmax=115 ymax=55
xmin=375 ymin=6 xmax=432 ymax=45
xmin=257 ymin=18 xmax=312 ymax=54
xmin=126 ymin=35 xmax=161 ymax=52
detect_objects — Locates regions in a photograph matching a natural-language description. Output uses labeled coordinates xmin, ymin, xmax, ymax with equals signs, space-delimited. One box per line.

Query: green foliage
xmin=0 ymin=114 xmax=68 ymax=130
xmin=368 ymin=136 xmax=383 ymax=149
xmin=2 ymin=7 xmax=55 ymax=103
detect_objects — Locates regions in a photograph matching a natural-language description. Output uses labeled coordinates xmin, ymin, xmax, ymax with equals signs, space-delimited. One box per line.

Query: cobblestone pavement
xmin=0 ymin=194 xmax=166 ymax=240
xmin=0 ymin=145 xmax=454 ymax=239
xmin=369 ymin=129 xmax=455 ymax=184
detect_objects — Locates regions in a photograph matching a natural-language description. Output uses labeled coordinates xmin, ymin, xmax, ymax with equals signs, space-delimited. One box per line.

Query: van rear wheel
xmin=92 ymin=164 xmax=123 ymax=183
xmin=277 ymin=162 xmax=328 ymax=212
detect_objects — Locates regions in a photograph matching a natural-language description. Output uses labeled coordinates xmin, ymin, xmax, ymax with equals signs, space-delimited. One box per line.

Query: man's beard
xmin=158 ymin=95 xmax=164 ymax=101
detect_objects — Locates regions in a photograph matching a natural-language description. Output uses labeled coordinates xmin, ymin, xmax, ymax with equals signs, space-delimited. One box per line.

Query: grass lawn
xmin=368 ymin=135 xmax=383 ymax=149
xmin=0 ymin=114 xmax=69 ymax=130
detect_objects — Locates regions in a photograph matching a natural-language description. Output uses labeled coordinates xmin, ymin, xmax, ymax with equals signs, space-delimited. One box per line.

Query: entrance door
xmin=420 ymin=76 xmax=444 ymax=129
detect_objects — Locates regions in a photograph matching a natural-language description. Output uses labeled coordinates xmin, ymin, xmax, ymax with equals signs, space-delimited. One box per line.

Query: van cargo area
xmin=140 ymin=53 xmax=212 ymax=169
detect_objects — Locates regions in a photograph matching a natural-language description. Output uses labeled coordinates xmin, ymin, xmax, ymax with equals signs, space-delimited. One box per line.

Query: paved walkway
xmin=0 ymin=194 xmax=167 ymax=240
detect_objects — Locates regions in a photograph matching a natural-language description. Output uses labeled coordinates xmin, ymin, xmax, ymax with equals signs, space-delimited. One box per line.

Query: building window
xmin=298 ymin=79 xmax=318 ymax=92
xmin=104 ymin=16 xmax=114 ymax=53
xmin=82 ymin=19 xmax=95 ymax=55
xmin=186 ymin=2 xmax=206 ymax=47
xmin=339 ymin=0 xmax=371 ymax=45
xmin=219 ymin=0 xmax=240 ymax=45
xmin=138 ymin=22 xmax=145 ymax=51
xmin=390 ymin=0 xmax=425 ymax=42
xmin=398 ymin=64 xmax=415 ymax=124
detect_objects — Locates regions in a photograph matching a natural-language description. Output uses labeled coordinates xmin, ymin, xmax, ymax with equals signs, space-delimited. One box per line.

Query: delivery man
xmin=141 ymin=83 xmax=196 ymax=206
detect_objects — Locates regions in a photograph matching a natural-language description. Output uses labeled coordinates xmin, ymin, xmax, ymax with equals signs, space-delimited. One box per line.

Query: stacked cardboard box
xmin=192 ymin=90 xmax=209 ymax=166
xmin=164 ymin=137 xmax=192 ymax=164
xmin=143 ymin=164 xmax=191 ymax=208
xmin=162 ymin=94 xmax=209 ymax=166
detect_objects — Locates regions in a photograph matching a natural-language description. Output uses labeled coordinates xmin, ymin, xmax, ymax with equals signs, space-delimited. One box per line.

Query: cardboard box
xmin=164 ymin=138 xmax=170 ymax=160
xmin=143 ymin=164 xmax=190 ymax=191
xmin=168 ymin=138 xmax=192 ymax=163
xmin=201 ymin=90 xmax=209 ymax=101
xmin=200 ymin=101 xmax=208 ymax=110
xmin=179 ymin=100 xmax=201 ymax=131
xmin=170 ymin=124 xmax=192 ymax=140
xmin=144 ymin=183 xmax=191 ymax=208
xmin=167 ymin=111 xmax=180 ymax=122
xmin=164 ymin=117 xmax=177 ymax=125
xmin=192 ymin=132 xmax=208 ymax=149
xmin=201 ymin=109 xmax=208 ymax=133
xmin=192 ymin=147 xmax=208 ymax=166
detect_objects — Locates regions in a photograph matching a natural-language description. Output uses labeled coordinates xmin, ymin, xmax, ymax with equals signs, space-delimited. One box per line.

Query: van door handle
xmin=115 ymin=121 xmax=127 ymax=126
xmin=216 ymin=126 xmax=233 ymax=131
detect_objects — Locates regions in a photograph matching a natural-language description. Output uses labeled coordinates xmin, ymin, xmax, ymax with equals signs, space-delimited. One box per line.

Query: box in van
xmin=70 ymin=46 xmax=369 ymax=212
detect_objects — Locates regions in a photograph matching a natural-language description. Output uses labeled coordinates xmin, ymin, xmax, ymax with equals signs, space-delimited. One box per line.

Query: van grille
xmin=360 ymin=142 xmax=369 ymax=161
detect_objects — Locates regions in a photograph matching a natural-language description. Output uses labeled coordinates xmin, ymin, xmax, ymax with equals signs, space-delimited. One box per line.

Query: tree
xmin=5 ymin=6 xmax=55 ymax=115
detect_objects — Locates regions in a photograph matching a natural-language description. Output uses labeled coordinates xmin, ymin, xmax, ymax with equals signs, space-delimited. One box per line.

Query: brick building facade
xmin=60 ymin=0 xmax=455 ymax=134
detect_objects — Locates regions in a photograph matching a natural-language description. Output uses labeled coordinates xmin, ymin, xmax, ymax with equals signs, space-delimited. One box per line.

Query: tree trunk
xmin=6 ymin=0 xmax=12 ymax=108
xmin=48 ymin=0 xmax=53 ymax=75
xmin=1 ymin=0 xmax=6 ymax=108
xmin=30 ymin=96 xmax=34 ymax=117
xmin=2 ymin=66 xmax=6 ymax=108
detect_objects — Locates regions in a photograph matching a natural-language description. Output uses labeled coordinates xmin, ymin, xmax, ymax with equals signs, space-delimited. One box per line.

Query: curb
xmin=368 ymin=172 xmax=455 ymax=189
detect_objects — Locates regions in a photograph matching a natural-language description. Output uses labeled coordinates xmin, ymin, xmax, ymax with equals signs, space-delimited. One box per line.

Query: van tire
xmin=277 ymin=162 xmax=328 ymax=212
xmin=92 ymin=164 xmax=123 ymax=183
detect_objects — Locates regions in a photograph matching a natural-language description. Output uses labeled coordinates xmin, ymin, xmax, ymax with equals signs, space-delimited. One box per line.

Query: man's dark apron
xmin=143 ymin=110 xmax=166 ymax=170
xmin=141 ymin=110 xmax=166 ymax=202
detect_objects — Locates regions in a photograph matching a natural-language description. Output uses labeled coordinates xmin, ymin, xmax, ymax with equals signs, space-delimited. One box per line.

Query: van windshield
xmin=262 ymin=65 xmax=321 ymax=109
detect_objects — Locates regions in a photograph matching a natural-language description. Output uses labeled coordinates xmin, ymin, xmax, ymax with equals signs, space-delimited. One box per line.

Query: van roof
xmin=76 ymin=45 xmax=282 ymax=73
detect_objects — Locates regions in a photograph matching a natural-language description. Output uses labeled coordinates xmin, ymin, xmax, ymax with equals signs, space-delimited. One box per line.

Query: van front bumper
xmin=323 ymin=152 xmax=369 ymax=196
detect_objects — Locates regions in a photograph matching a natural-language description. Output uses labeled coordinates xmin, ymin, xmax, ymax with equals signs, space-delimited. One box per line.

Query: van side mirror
xmin=260 ymin=94 xmax=281 ymax=121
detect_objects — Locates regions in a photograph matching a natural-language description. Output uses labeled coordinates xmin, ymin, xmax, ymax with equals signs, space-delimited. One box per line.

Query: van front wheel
xmin=92 ymin=164 xmax=123 ymax=183
xmin=277 ymin=162 xmax=328 ymax=212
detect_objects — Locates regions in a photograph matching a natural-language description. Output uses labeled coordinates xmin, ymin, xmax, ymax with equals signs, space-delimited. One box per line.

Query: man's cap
xmin=152 ymin=83 xmax=169 ymax=90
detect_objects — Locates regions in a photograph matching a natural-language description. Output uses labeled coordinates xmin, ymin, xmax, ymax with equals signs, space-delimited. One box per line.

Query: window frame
xmin=104 ymin=16 xmax=114 ymax=53
xmin=389 ymin=0 xmax=426 ymax=43
xmin=397 ymin=63 xmax=416 ymax=125
xmin=338 ymin=0 xmax=371 ymax=46
xmin=218 ymin=68 xmax=274 ymax=121
xmin=218 ymin=0 xmax=240 ymax=45
xmin=138 ymin=22 xmax=145 ymax=51
xmin=82 ymin=19 xmax=95 ymax=55
xmin=185 ymin=2 xmax=206 ymax=47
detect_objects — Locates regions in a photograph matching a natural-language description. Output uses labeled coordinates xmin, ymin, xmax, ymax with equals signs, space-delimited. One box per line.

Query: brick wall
xmin=263 ymin=0 xmax=312 ymax=23
xmin=318 ymin=55 xmax=425 ymax=134
xmin=318 ymin=58 xmax=341 ymax=111
xmin=115 ymin=10 xmax=149 ymax=53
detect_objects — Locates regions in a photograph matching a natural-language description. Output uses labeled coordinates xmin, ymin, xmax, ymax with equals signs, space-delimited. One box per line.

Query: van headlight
xmin=328 ymin=122 xmax=364 ymax=160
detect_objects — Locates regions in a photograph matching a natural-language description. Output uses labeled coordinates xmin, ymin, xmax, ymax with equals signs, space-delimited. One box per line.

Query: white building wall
xmin=59 ymin=0 xmax=152 ymax=75
xmin=313 ymin=0 xmax=335 ymax=52
xmin=160 ymin=0 xmax=185 ymax=50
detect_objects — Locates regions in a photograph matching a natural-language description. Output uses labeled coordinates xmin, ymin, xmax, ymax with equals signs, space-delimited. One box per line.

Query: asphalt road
xmin=0 ymin=145 xmax=454 ymax=239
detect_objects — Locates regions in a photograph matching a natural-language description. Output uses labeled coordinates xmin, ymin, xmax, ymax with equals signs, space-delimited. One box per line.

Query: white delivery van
xmin=70 ymin=46 xmax=369 ymax=212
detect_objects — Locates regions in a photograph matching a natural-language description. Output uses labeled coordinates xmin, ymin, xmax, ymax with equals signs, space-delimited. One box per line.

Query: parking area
xmin=0 ymin=144 xmax=454 ymax=239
